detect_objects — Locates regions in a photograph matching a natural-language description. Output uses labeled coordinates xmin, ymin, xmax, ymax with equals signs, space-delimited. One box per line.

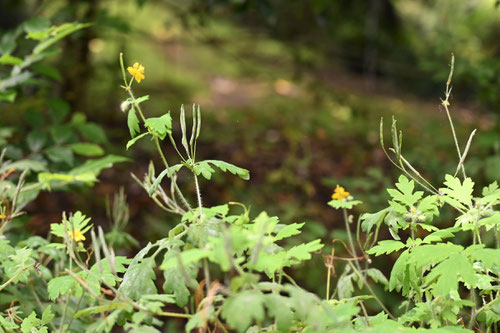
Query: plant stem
xmin=158 ymin=311 xmax=192 ymax=319
xmin=60 ymin=258 xmax=73 ymax=332
xmin=347 ymin=261 xmax=395 ymax=320
xmin=0 ymin=263 xmax=34 ymax=292
xmin=193 ymin=173 xmax=203 ymax=219
xmin=343 ymin=208 xmax=362 ymax=273
xmin=443 ymin=104 xmax=466 ymax=179
xmin=66 ymin=291 xmax=85 ymax=332
xmin=326 ymin=267 xmax=331 ymax=300
xmin=442 ymin=54 xmax=466 ymax=179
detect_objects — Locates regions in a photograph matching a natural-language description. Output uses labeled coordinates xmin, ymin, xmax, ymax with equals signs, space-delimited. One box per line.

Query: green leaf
xmin=126 ymin=132 xmax=149 ymax=150
xmin=47 ymin=275 xmax=76 ymax=301
xmin=0 ymin=54 xmax=23 ymax=65
xmin=118 ymin=258 xmax=157 ymax=301
xmin=32 ymin=63 xmax=62 ymax=81
xmin=365 ymin=268 xmax=388 ymax=286
xmin=408 ymin=243 xmax=463 ymax=270
xmin=76 ymin=123 xmax=108 ymax=143
xmin=144 ymin=113 xmax=172 ymax=140
xmin=149 ymin=164 xmax=184 ymax=195
xmin=127 ymin=107 xmax=141 ymax=138
xmin=71 ymin=143 xmax=104 ymax=156
xmin=50 ymin=125 xmax=77 ymax=144
xmin=328 ymin=199 xmax=363 ymax=210
xmin=221 ymin=290 xmax=265 ymax=333
xmin=69 ymin=155 xmax=128 ymax=176
xmin=85 ymin=256 xmax=130 ymax=295
xmin=0 ymin=90 xmax=17 ymax=102
xmin=205 ymin=160 xmax=250 ymax=180
xmin=367 ymin=240 xmax=405 ymax=256
xmin=464 ymin=245 xmax=500 ymax=271
xmin=389 ymin=249 xmax=409 ymax=292
xmin=33 ymin=22 xmax=91 ymax=54
xmin=423 ymin=227 xmax=458 ymax=244
xmin=425 ymin=253 xmax=477 ymax=296
xmin=387 ymin=175 xmax=423 ymax=207
xmin=24 ymin=17 xmax=51 ymax=40
xmin=0 ymin=315 xmax=19 ymax=329
xmin=286 ymin=239 xmax=324 ymax=262
xmin=132 ymin=95 xmax=149 ymax=104
xmin=252 ymin=251 xmax=287 ymax=277
xmin=337 ymin=273 xmax=355 ymax=299
xmin=483 ymin=181 xmax=499 ymax=197
xmin=274 ymin=222 xmax=304 ymax=241
xmin=20 ymin=312 xmax=40 ymax=333
xmin=265 ymin=294 xmax=294 ymax=331
xmin=27 ymin=130 xmax=48 ymax=152
xmin=185 ymin=312 xmax=205 ymax=332
xmin=5 ymin=159 xmax=46 ymax=172
xmin=361 ymin=207 xmax=390 ymax=233
xmin=45 ymin=146 xmax=74 ymax=166
xmin=162 ymin=250 xmax=198 ymax=307
xmin=160 ymin=248 xmax=210 ymax=271
xmin=193 ymin=161 xmax=215 ymax=180
xmin=441 ymin=175 xmax=474 ymax=208
xmin=477 ymin=309 xmax=500 ymax=326
xmin=478 ymin=212 xmax=500 ymax=231
xmin=41 ymin=305 xmax=54 ymax=325
xmin=48 ymin=98 xmax=70 ymax=124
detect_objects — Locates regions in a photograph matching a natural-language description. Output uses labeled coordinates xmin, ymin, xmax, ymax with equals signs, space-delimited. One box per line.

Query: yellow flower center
xmin=332 ymin=185 xmax=350 ymax=201
xmin=69 ymin=229 xmax=86 ymax=242
xmin=127 ymin=62 xmax=145 ymax=83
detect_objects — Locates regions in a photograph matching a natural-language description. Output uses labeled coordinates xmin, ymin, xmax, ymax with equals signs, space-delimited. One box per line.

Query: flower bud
xmin=120 ymin=100 xmax=130 ymax=113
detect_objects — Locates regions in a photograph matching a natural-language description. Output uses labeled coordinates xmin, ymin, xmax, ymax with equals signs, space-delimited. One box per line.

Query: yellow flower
xmin=332 ymin=185 xmax=350 ymax=201
xmin=69 ymin=229 xmax=86 ymax=242
xmin=127 ymin=62 xmax=145 ymax=83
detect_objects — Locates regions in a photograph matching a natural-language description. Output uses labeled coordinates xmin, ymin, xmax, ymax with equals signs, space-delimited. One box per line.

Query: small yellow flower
xmin=0 ymin=214 xmax=4 ymax=219
xmin=127 ymin=62 xmax=145 ymax=83
xmin=69 ymin=229 xmax=86 ymax=242
xmin=332 ymin=185 xmax=350 ymax=201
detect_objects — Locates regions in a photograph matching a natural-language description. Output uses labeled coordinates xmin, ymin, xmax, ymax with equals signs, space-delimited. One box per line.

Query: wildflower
xmin=127 ymin=62 xmax=145 ymax=83
xmin=0 ymin=214 xmax=4 ymax=219
xmin=69 ymin=229 xmax=86 ymax=242
xmin=331 ymin=185 xmax=350 ymax=201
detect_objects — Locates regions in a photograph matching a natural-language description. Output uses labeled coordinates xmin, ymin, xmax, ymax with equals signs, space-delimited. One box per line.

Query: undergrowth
xmin=0 ymin=19 xmax=499 ymax=332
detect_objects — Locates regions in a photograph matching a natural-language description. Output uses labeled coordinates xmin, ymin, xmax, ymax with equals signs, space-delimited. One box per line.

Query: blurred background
xmin=1 ymin=0 xmax=499 ymax=309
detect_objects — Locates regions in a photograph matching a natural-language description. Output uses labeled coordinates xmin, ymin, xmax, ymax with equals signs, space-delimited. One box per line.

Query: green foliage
xmin=1 ymin=19 xmax=499 ymax=332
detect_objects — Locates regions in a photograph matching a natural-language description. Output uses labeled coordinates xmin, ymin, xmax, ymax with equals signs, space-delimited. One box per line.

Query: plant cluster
xmin=0 ymin=17 xmax=499 ymax=333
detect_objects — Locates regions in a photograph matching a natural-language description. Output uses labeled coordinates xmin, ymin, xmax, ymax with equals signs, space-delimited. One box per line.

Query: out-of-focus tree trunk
xmin=364 ymin=0 xmax=382 ymax=89
xmin=60 ymin=0 xmax=98 ymax=112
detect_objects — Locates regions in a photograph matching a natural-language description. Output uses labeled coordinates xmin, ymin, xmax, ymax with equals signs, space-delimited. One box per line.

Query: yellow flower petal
xmin=69 ymin=229 xmax=86 ymax=242
xmin=127 ymin=62 xmax=146 ymax=83
xmin=331 ymin=185 xmax=350 ymax=201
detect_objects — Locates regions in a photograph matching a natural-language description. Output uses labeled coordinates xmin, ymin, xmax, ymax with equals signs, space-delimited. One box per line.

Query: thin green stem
xmin=30 ymin=285 xmax=57 ymax=332
xmin=158 ymin=311 xmax=192 ymax=319
xmin=0 ymin=263 xmax=34 ymax=292
xmin=66 ymin=291 xmax=85 ymax=332
xmin=443 ymin=104 xmax=466 ymax=179
xmin=347 ymin=261 xmax=395 ymax=320
xmin=281 ymin=271 xmax=299 ymax=288
xmin=326 ymin=267 xmax=331 ymax=300
xmin=343 ymin=208 xmax=362 ymax=273
xmin=60 ymin=258 xmax=73 ymax=331
xmin=193 ymin=173 xmax=203 ymax=219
